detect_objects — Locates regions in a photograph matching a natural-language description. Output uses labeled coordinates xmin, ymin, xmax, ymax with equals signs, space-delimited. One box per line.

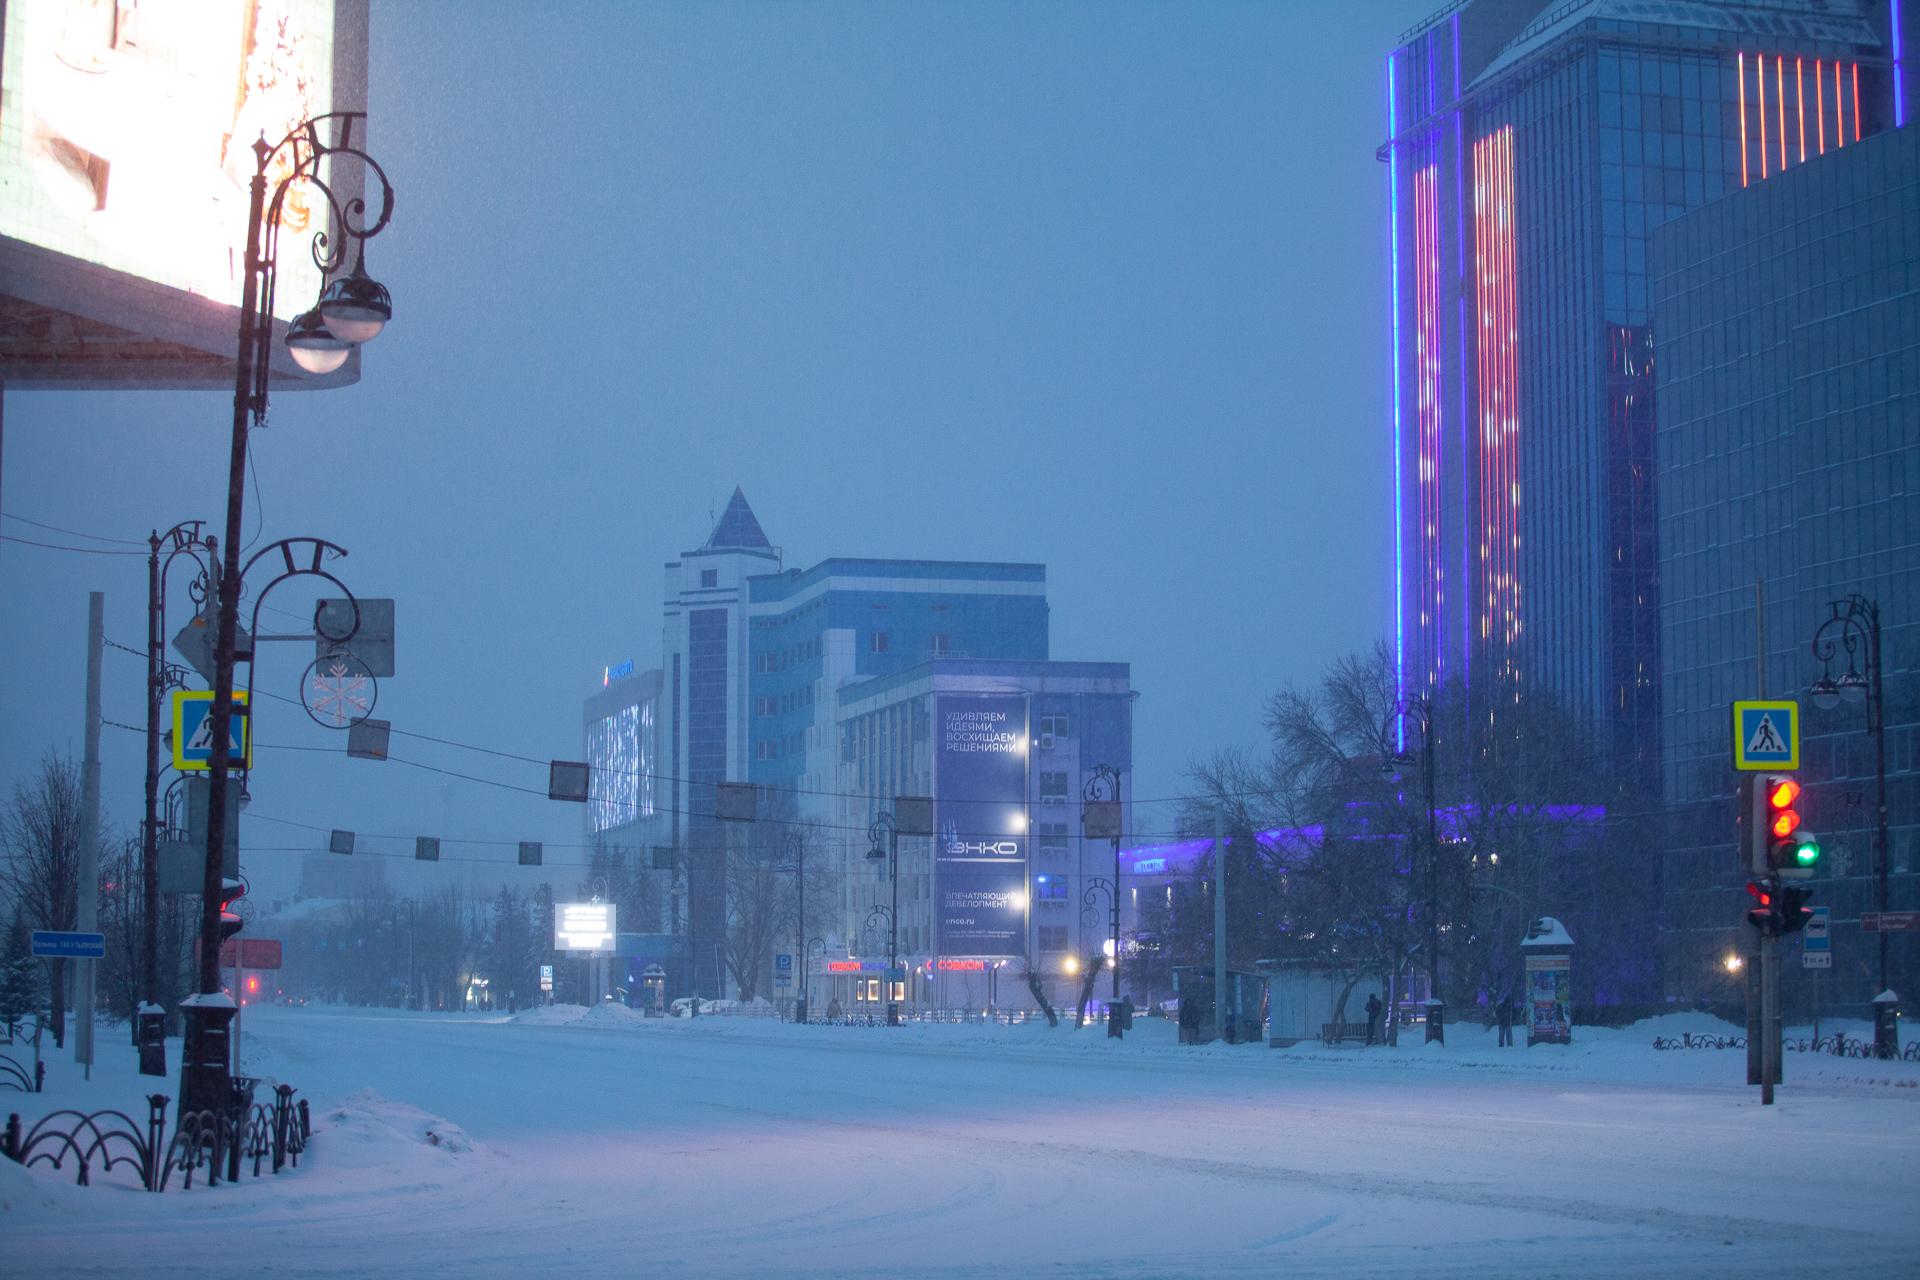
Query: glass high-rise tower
xmin=1384 ymin=0 xmax=1911 ymax=773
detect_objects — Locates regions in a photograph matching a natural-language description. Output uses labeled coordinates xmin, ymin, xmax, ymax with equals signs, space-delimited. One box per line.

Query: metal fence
xmin=2 ymin=1082 xmax=310 ymax=1192
xmin=1651 ymin=1032 xmax=1918 ymax=1061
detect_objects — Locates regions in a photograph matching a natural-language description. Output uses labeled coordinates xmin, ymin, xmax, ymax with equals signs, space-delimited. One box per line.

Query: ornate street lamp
xmin=185 ymin=113 xmax=396 ymax=1118
xmin=1808 ymin=596 xmax=1891 ymax=1005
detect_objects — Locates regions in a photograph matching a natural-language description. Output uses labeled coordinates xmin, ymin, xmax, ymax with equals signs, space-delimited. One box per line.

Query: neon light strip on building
xmin=1472 ymin=125 xmax=1519 ymax=683
xmin=1387 ymin=54 xmax=1406 ymax=731
xmin=1740 ymin=53 xmax=1750 ymax=186
xmin=1414 ymin=162 xmax=1444 ymax=688
xmin=1739 ymin=54 xmax=1868 ymax=183
xmin=1896 ymin=0 xmax=1908 ymax=128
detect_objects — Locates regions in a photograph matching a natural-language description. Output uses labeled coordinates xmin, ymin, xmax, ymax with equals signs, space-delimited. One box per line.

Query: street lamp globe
xmin=285 ymin=309 xmax=352 ymax=374
xmin=1808 ymin=676 xmax=1841 ymax=710
xmin=1837 ymin=670 xmax=1868 ymax=703
xmin=315 ymin=258 xmax=393 ymax=343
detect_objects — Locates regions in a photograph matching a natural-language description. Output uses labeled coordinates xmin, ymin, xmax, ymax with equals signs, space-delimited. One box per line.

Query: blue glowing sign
xmin=934 ymin=695 xmax=1029 ymax=957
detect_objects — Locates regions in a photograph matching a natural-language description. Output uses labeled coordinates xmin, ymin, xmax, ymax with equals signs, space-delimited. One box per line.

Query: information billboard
xmin=933 ymin=695 xmax=1029 ymax=957
xmin=554 ymin=902 xmax=616 ymax=952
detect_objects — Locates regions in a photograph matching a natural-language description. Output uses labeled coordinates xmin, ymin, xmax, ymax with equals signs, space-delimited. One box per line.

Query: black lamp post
xmin=782 ymin=830 xmax=807 ymax=1021
xmin=804 ymin=935 xmax=826 ymax=1022
xmin=866 ymin=811 xmax=901 ymax=1026
xmin=1383 ymin=694 xmax=1442 ymax=1044
xmin=1082 ymin=763 xmax=1124 ymax=1000
xmin=1809 ymin=595 xmax=1891 ymax=998
xmin=138 ymin=522 xmax=216 ymax=1075
xmin=184 ymin=113 xmax=395 ymax=1119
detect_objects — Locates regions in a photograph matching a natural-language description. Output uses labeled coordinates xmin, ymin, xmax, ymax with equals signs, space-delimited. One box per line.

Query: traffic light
xmin=1760 ymin=775 xmax=1822 ymax=878
xmin=1744 ymin=879 xmax=1816 ymax=935
xmin=219 ymin=877 xmax=246 ymax=945
xmin=1774 ymin=883 xmax=1814 ymax=934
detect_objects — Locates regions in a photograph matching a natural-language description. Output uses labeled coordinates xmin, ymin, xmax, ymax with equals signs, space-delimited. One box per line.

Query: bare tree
xmin=0 ymin=754 xmax=84 ymax=1045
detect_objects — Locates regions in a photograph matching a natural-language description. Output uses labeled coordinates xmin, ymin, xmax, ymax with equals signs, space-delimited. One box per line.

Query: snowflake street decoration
xmin=304 ymin=655 xmax=376 ymax=728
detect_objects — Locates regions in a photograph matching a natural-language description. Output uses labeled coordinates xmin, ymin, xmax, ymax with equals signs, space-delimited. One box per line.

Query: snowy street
xmin=5 ymin=1006 xmax=1918 ymax=1278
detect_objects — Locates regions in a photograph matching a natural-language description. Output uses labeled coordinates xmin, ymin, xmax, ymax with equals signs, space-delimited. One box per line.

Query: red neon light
xmin=826 ymin=961 xmax=864 ymax=973
xmin=1414 ymin=162 xmax=1443 ymax=684
xmin=1739 ymin=53 xmax=1750 ymax=186
xmin=1833 ymin=62 xmax=1842 ymax=146
xmin=1817 ymin=60 xmax=1826 ymax=155
xmin=1473 ymin=126 xmax=1519 ymax=682
xmin=1797 ymin=58 xmax=1806 ymax=163
xmin=1758 ymin=55 xmax=1769 ymax=178
xmin=937 ymin=959 xmax=986 ymax=971
xmin=1776 ymin=56 xmax=1787 ymax=172
xmin=1853 ymin=62 xmax=1861 ymax=142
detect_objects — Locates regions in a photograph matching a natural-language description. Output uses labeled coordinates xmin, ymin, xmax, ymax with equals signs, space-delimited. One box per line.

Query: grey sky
xmin=0 ymin=0 xmax=1432 ymax=901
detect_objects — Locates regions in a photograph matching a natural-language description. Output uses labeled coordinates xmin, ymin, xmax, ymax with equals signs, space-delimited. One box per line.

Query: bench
xmin=1319 ymin=1021 xmax=1373 ymax=1046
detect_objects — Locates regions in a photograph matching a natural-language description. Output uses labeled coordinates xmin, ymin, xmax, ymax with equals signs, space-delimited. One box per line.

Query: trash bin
xmin=1873 ymin=990 xmax=1901 ymax=1060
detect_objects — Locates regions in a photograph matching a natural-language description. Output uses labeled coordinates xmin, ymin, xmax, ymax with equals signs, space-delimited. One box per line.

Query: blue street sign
xmin=774 ymin=953 xmax=794 ymax=988
xmin=31 ymin=930 xmax=106 ymax=959
xmin=172 ymin=690 xmax=252 ymax=772
xmin=1804 ymin=906 xmax=1831 ymax=952
xmin=1731 ymin=699 xmax=1799 ymax=770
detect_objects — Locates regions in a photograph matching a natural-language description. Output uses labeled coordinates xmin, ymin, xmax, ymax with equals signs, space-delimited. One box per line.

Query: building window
xmin=755 ymin=740 xmax=773 ymax=760
xmin=1039 ymin=713 xmax=1069 ymax=740
xmin=1040 ymin=771 xmax=1069 ymax=803
xmin=1038 ymin=925 xmax=1069 ymax=952
xmin=1035 ymin=876 xmax=1068 ymax=902
xmin=929 ymin=633 xmax=951 ymax=656
xmin=870 ymin=631 xmax=890 ymax=653
xmin=700 ymin=569 xmax=718 ymax=588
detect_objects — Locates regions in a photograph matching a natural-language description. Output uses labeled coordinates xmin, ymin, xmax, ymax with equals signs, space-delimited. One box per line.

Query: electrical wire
xmin=1 ymin=534 xmax=144 ymax=556
xmin=1 ymin=513 xmax=147 ymax=545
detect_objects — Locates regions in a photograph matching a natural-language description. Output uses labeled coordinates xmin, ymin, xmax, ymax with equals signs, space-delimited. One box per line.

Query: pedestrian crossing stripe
xmin=172 ymin=690 xmax=252 ymax=772
xmin=1731 ymin=699 xmax=1798 ymax=771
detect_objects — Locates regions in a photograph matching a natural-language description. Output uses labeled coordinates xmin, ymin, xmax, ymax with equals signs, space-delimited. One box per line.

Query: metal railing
xmin=1652 ymin=1033 xmax=1918 ymax=1061
xmin=3 ymin=1082 xmax=310 ymax=1191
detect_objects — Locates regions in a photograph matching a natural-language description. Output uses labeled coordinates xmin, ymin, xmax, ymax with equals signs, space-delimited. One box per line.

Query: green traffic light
xmin=1794 ymin=839 xmax=1820 ymax=867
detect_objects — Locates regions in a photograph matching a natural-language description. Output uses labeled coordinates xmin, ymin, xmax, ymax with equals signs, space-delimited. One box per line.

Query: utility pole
xmin=76 ymin=592 xmax=104 ymax=1079
xmin=1213 ymin=803 xmax=1226 ymax=1043
xmin=1755 ymin=577 xmax=1779 ymax=1105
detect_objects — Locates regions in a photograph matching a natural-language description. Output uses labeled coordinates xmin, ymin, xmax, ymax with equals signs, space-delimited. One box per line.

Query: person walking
xmin=1497 ymin=993 xmax=1514 ymax=1047
xmin=1364 ymin=992 xmax=1383 ymax=1046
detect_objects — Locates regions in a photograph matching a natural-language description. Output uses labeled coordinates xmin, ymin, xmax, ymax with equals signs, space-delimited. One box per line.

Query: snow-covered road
xmin=6 ymin=1005 xmax=1917 ymax=1278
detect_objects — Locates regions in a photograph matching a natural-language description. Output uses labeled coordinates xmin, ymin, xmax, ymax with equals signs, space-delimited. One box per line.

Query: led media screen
xmin=0 ymin=0 xmax=339 ymax=321
xmin=587 ymin=699 xmax=655 ymax=833
xmin=933 ymin=695 xmax=1029 ymax=957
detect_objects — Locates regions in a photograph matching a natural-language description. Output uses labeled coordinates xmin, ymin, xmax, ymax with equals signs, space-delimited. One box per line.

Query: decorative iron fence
xmin=1652 ymin=1033 xmax=1918 ymax=1061
xmin=3 ymin=1082 xmax=311 ymax=1192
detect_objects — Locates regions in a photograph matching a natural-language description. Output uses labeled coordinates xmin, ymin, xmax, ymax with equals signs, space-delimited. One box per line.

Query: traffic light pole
xmin=1760 ymin=932 xmax=1778 ymax=1105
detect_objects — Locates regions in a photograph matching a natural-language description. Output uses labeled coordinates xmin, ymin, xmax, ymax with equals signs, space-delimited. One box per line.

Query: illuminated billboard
xmin=933 ymin=695 xmax=1029 ymax=957
xmin=0 ymin=0 xmax=367 ymax=388
xmin=554 ymin=902 xmax=616 ymax=953
xmin=587 ymin=698 xmax=655 ymax=833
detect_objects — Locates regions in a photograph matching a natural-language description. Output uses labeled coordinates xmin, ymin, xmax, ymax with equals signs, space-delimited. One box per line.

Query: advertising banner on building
xmin=933 ymin=695 xmax=1029 ymax=957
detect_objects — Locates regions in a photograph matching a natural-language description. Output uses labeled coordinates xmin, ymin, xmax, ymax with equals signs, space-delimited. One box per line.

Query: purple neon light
xmin=1897 ymin=0 xmax=1908 ymax=128
xmin=1454 ymin=13 xmax=1470 ymax=686
xmin=1388 ymin=51 xmax=1406 ymax=743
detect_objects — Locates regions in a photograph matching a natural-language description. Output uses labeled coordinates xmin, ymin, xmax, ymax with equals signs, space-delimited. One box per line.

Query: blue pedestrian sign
xmin=32 ymin=930 xmax=106 ymax=959
xmin=1731 ymin=699 xmax=1798 ymax=771
xmin=172 ymin=690 xmax=252 ymax=772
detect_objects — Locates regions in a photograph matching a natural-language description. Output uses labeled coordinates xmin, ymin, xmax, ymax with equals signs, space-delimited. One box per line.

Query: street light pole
xmin=184 ymin=113 xmax=395 ymax=1118
xmin=1083 ymin=764 xmax=1123 ymax=999
xmin=867 ymin=812 xmax=900 ymax=1026
xmin=1809 ymin=595 xmax=1890 ymax=995
xmin=1384 ymin=694 xmax=1443 ymax=1044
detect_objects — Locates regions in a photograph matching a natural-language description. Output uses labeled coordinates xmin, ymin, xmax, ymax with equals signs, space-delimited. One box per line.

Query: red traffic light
xmin=1766 ymin=778 xmax=1800 ymax=810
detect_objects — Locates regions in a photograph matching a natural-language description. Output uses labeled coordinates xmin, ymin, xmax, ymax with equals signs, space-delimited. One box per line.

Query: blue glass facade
xmin=1653 ymin=119 xmax=1920 ymax=1007
xmin=1387 ymin=0 xmax=1900 ymax=779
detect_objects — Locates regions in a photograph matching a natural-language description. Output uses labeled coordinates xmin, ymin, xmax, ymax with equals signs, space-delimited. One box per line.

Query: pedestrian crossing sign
xmin=172 ymin=690 xmax=252 ymax=772
xmin=1731 ymin=699 xmax=1798 ymax=771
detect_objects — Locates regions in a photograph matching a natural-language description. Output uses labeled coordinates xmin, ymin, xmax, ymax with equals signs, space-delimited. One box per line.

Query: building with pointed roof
xmin=581 ymin=491 xmax=1135 ymax=1011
